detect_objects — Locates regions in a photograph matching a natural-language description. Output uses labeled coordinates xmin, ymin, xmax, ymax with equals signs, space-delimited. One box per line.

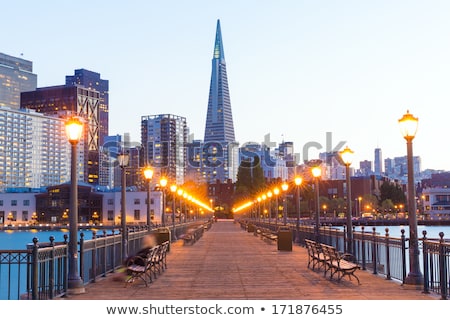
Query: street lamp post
xmin=143 ymin=167 xmax=154 ymax=227
xmin=312 ymin=166 xmax=322 ymax=242
xmin=118 ymin=151 xmax=129 ymax=262
xmin=261 ymin=194 xmax=267 ymax=221
xmin=257 ymin=196 xmax=261 ymax=221
xmin=358 ymin=196 xmax=362 ymax=218
xmin=177 ymin=189 xmax=184 ymax=223
xmin=294 ymin=176 xmax=303 ymax=243
xmin=159 ymin=177 xmax=168 ymax=226
xmin=267 ymin=191 xmax=272 ymax=224
xmin=170 ymin=185 xmax=177 ymax=240
xmin=398 ymin=110 xmax=423 ymax=285
xmin=340 ymin=146 xmax=354 ymax=255
xmin=65 ymin=116 xmax=85 ymax=294
xmin=273 ymin=187 xmax=280 ymax=226
xmin=281 ymin=182 xmax=288 ymax=225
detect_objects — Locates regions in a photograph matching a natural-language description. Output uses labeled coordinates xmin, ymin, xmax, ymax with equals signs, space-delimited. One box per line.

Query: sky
xmin=3 ymin=0 xmax=450 ymax=171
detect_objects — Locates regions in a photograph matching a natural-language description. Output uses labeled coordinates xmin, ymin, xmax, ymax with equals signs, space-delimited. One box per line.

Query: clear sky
xmin=3 ymin=0 xmax=450 ymax=171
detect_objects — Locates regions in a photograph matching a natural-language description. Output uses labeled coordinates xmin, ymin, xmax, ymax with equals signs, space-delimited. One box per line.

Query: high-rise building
xmin=0 ymin=52 xmax=37 ymax=109
xmin=21 ymin=85 xmax=101 ymax=184
xmin=141 ymin=114 xmax=188 ymax=185
xmin=384 ymin=155 xmax=421 ymax=182
xmin=239 ymin=142 xmax=288 ymax=181
xmin=359 ymin=160 xmax=373 ymax=176
xmin=65 ymin=69 xmax=109 ymax=146
xmin=0 ymin=106 xmax=72 ymax=191
xmin=202 ymin=19 xmax=238 ymax=183
xmin=374 ymin=148 xmax=383 ymax=175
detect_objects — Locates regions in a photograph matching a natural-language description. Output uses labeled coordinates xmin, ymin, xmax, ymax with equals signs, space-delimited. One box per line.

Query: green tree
xmin=251 ymin=155 xmax=266 ymax=193
xmin=235 ymin=158 xmax=253 ymax=201
xmin=234 ymin=155 xmax=266 ymax=201
xmin=380 ymin=181 xmax=406 ymax=205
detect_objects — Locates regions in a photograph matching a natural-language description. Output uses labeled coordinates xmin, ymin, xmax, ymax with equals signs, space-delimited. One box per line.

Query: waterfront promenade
xmin=61 ymin=220 xmax=439 ymax=300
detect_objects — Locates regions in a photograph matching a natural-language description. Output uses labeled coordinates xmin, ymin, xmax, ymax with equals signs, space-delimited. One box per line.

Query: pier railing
xmin=0 ymin=221 xmax=204 ymax=300
xmin=244 ymin=220 xmax=450 ymax=300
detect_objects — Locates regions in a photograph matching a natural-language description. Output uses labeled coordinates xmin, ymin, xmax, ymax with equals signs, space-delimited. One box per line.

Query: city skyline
xmin=2 ymin=1 xmax=450 ymax=171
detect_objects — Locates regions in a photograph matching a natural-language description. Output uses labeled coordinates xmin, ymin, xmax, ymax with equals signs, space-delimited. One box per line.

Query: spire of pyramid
xmin=204 ymin=19 xmax=235 ymax=143
xmin=213 ymin=19 xmax=225 ymax=62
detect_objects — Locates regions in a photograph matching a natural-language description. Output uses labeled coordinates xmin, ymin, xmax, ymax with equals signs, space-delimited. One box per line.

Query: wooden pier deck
xmin=61 ymin=220 xmax=439 ymax=300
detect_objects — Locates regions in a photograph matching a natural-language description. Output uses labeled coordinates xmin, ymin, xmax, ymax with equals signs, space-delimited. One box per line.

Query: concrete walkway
xmin=61 ymin=220 xmax=439 ymax=300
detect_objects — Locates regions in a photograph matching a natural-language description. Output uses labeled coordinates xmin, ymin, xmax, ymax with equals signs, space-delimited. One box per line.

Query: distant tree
xmin=235 ymin=159 xmax=253 ymax=200
xmin=251 ymin=155 xmax=266 ymax=193
xmin=329 ymin=197 xmax=346 ymax=217
xmin=380 ymin=181 xmax=406 ymax=205
xmin=362 ymin=194 xmax=379 ymax=212
xmin=234 ymin=155 xmax=266 ymax=201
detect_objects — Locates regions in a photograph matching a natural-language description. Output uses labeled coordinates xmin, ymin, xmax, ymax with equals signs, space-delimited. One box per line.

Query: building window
xmin=134 ymin=199 xmax=140 ymax=205
xmin=134 ymin=209 xmax=140 ymax=220
xmin=22 ymin=211 xmax=29 ymax=221
xmin=9 ymin=211 xmax=17 ymax=221
xmin=11 ymin=200 xmax=17 ymax=206
xmin=0 ymin=200 xmax=3 ymax=206
xmin=107 ymin=210 xmax=114 ymax=221
xmin=107 ymin=199 xmax=114 ymax=205
xmin=23 ymin=200 xmax=30 ymax=206
xmin=150 ymin=198 xmax=154 ymax=205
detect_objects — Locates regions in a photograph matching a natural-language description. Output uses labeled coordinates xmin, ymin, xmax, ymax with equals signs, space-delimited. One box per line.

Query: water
xmin=350 ymin=224 xmax=450 ymax=240
xmin=0 ymin=228 xmax=95 ymax=250
xmin=0 ymin=228 xmax=96 ymax=300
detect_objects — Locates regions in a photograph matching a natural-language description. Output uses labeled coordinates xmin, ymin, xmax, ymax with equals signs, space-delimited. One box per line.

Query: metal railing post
xmin=422 ymin=230 xmax=429 ymax=294
xmin=49 ymin=236 xmax=55 ymax=299
xmin=439 ymin=232 xmax=447 ymax=300
xmin=103 ymin=230 xmax=107 ymax=277
xmin=63 ymin=234 xmax=68 ymax=294
xmin=401 ymin=229 xmax=407 ymax=283
xmin=361 ymin=226 xmax=366 ymax=270
xmin=79 ymin=232 xmax=85 ymax=282
xmin=31 ymin=237 xmax=39 ymax=300
xmin=384 ymin=228 xmax=391 ymax=280
xmin=92 ymin=230 xmax=97 ymax=282
xmin=372 ymin=227 xmax=377 ymax=275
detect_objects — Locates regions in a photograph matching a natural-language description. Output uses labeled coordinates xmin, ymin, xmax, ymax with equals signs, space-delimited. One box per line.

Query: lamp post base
xmin=67 ymin=278 xmax=85 ymax=295
xmin=403 ymin=272 xmax=424 ymax=287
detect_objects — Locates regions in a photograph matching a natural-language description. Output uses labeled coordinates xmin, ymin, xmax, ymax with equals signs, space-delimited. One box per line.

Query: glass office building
xmin=0 ymin=52 xmax=37 ymax=109
xmin=202 ymin=19 xmax=238 ymax=183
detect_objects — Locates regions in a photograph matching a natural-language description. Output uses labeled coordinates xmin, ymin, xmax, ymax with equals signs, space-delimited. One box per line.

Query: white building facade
xmin=422 ymin=187 xmax=450 ymax=220
xmin=0 ymin=189 xmax=163 ymax=226
xmin=0 ymin=107 xmax=76 ymax=191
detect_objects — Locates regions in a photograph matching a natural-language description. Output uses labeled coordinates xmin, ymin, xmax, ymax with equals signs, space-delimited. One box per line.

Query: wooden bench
xmin=125 ymin=246 xmax=159 ymax=287
xmin=304 ymin=239 xmax=328 ymax=271
xmin=259 ymin=228 xmax=278 ymax=243
xmin=180 ymin=226 xmax=205 ymax=245
xmin=320 ymin=243 xmax=360 ymax=284
xmin=125 ymin=241 xmax=170 ymax=286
